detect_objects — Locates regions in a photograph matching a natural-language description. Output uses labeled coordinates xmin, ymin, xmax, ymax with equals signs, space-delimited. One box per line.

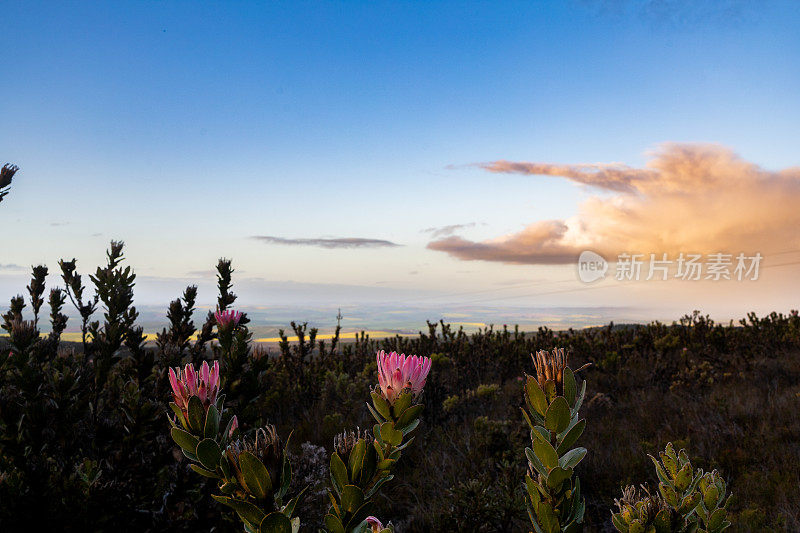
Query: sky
xmin=2 ymin=1 xmax=800 ymax=330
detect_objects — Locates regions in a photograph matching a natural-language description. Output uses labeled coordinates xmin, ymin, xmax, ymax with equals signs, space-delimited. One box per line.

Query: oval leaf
xmin=239 ymin=450 xmax=273 ymax=500
xmin=330 ymin=452 xmax=349 ymax=492
xmin=557 ymin=419 xmax=586 ymax=455
xmin=545 ymin=396 xmax=571 ymax=434
xmin=170 ymin=427 xmax=199 ymax=453
xmin=196 ymin=438 xmax=222 ymax=471
xmin=187 ymin=395 xmax=205 ymax=433
xmin=559 ymin=447 xmax=587 ymax=470
xmin=259 ymin=512 xmax=292 ymax=533
xmin=203 ymin=404 xmax=220 ymax=439
xmin=532 ymin=439 xmax=559 ymax=471
xmin=526 ymin=375 xmax=548 ymax=416
xmin=340 ymin=485 xmax=365 ymax=514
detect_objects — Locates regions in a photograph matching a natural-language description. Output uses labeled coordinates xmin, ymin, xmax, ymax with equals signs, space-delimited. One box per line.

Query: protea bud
xmin=225 ymin=425 xmax=284 ymax=498
xmin=168 ymin=360 xmax=220 ymax=417
xmin=214 ymin=307 xmax=243 ymax=331
xmin=333 ymin=427 xmax=371 ymax=457
xmin=612 ymin=484 xmax=672 ymax=532
xmin=228 ymin=415 xmax=239 ymax=439
xmin=376 ymin=350 xmax=432 ymax=404
xmin=366 ymin=516 xmax=391 ymax=532
xmin=533 ymin=347 xmax=568 ymax=395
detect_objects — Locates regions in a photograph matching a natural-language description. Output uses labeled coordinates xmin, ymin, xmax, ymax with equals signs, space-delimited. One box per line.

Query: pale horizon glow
xmin=2 ymin=1 xmax=799 ymax=329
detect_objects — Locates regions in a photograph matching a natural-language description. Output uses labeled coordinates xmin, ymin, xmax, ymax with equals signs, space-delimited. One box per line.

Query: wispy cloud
xmin=0 ymin=263 xmax=25 ymax=271
xmin=50 ymin=221 xmax=70 ymax=227
xmin=430 ymin=143 xmax=800 ymax=265
xmin=251 ymin=236 xmax=401 ymax=249
xmin=421 ymin=222 xmax=481 ymax=238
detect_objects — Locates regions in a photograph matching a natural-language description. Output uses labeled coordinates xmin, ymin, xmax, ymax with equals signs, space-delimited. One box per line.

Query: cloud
xmin=430 ymin=143 xmax=800 ymax=265
xmin=0 ymin=263 xmax=25 ymax=271
xmin=252 ymin=236 xmax=401 ymax=249
xmin=422 ymin=222 xmax=481 ymax=238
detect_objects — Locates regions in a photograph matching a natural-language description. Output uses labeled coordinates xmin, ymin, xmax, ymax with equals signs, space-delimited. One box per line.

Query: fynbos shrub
xmin=521 ymin=348 xmax=589 ymax=533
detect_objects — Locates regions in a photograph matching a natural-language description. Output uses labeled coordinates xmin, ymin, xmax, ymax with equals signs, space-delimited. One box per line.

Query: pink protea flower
xmin=376 ymin=350 xmax=432 ymax=404
xmin=365 ymin=516 xmax=384 ymax=532
xmin=214 ymin=308 xmax=243 ymax=330
xmin=168 ymin=360 xmax=221 ymax=416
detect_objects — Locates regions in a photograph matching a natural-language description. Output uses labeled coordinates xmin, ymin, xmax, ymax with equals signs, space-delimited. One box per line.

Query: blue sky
xmin=2 ymin=1 xmax=799 ymax=322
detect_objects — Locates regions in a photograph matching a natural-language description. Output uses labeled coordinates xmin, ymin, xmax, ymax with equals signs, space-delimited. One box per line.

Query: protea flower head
xmin=333 ymin=427 xmax=371 ymax=457
xmin=168 ymin=360 xmax=220 ymax=416
xmin=366 ymin=516 xmax=385 ymax=532
xmin=214 ymin=307 xmax=243 ymax=331
xmin=226 ymin=425 xmax=283 ymax=496
xmin=532 ymin=347 xmax=568 ymax=394
xmin=376 ymin=350 xmax=432 ymax=404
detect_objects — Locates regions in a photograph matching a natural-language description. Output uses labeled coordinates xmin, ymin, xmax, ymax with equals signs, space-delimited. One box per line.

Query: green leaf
xmin=281 ymin=485 xmax=307 ymax=518
xmin=390 ymin=391 xmax=412 ymax=418
xmin=239 ymin=450 xmax=273 ymax=500
xmin=170 ymin=426 xmax=199 ymax=453
xmin=559 ymin=447 xmax=587 ymax=470
xmin=526 ymin=375 xmax=548 ymax=416
xmin=330 ymin=452 xmax=349 ymax=492
xmin=531 ymin=426 xmax=550 ymax=444
xmin=324 ymin=514 xmax=345 ymax=533
xmin=359 ymin=443 xmax=377 ymax=486
xmin=678 ymin=491 xmax=701 ymax=514
xmin=203 ymin=404 xmax=220 ymax=439
xmin=611 ymin=513 xmax=628 ymax=532
xmin=532 ymin=439 xmax=559 ymax=471
xmin=573 ymin=379 xmax=587 ymax=413
xmin=345 ymin=502 xmax=375 ymax=531
xmin=525 ymin=447 xmax=549 ymax=477
xmin=190 ymin=464 xmax=220 ymax=478
xmin=348 ymin=438 xmax=367 ymax=482
xmin=397 ymin=418 xmax=420 ymax=435
xmin=544 ymin=396 xmax=571 ymax=433
xmin=650 ymin=455 xmax=673 ymax=487
xmin=168 ymin=402 xmax=188 ymax=428
xmin=653 ymin=509 xmax=671 ymax=533
xmin=340 ymin=485 xmax=365 ymax=514
xmin=370 ymin=391 xmax=392 ymax=420
xmin=557 ymin=419 xmax=586 ymax=455
xmin=546 ymin=466 xmax=573 ymax=490
xmin=659 ymin=482 xmax=678 ymax=508
xmin=366 ymin=402 xmax=385 ymax=425
xmin=211 ymin=495 xmax=266 ymax=527
xmin=395 ymin=404 xmax=423 ymax=432
xmin=380 ymin=422 xmax=403 ymax=447
xmin=279 ymin=452 xmax=292 ymax=499
xmin=563 ymin=367 xmax=577 ymax=406
xmin=259 ymin=512 xmax=292 ymax=533
xmin=536 ymin=501 xmax=560 ymax=533
xmin=195 ymin=438 xmax=222 ymax=471
xmin=675 ymin=463 xmax=693 ymax=491
xmin=543 ymin=381 xmax=557 ymax=403
xmin=364 ymin=473 xmax=393 ymax=499
xmin=187 ymin=395 xmax=205 ymax=434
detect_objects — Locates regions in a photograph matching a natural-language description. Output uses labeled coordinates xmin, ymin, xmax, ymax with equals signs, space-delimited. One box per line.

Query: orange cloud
xmin=429 ymin=144 xmax=800 ymax=264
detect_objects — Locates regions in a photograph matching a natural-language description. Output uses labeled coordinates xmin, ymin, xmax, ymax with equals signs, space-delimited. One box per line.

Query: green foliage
xmin=522 ymin=352 xmax=587 ymax=532
xmin=612 ymin=443 xmax=732 ymax=533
